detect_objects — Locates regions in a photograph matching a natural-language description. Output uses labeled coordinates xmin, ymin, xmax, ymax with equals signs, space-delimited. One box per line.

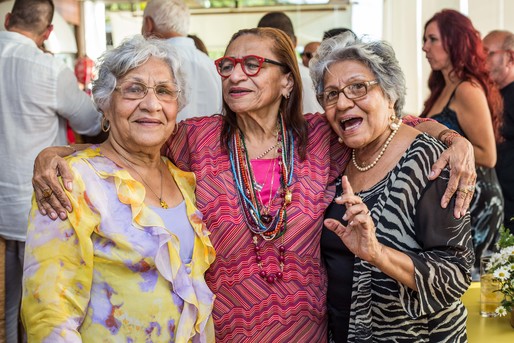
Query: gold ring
xmin=42 ymin=189 xmax=53 ymax=198
xmin=466 ymin=185 xmax=474 ymax=193
xmin=457 ymin=188 xmax=469 ymax=195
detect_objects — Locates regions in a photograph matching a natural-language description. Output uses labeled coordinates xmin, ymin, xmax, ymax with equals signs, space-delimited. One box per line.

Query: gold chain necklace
xmin=119 ymin=154 xmax=168 ymax=209
xmin=352 ymin=121 xmax=401 ymax=172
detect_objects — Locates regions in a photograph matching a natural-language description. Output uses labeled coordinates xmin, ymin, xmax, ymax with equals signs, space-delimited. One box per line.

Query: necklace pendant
xmin=261 ymin=213 xmax=273 ymax=224
xmin=160 ymin=200 xmax=169 ymax=209
xmin=284 ymin=189 xmax=292 ymax=204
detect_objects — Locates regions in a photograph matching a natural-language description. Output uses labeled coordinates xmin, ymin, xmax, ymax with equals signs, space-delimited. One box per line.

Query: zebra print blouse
xmin=322 ymin=133 xmax=474 ymax=343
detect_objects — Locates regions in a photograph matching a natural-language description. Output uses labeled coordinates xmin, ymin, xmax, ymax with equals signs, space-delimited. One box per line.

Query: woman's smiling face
xmin=105 ymin=57 xmax=179 ymax=152
xmin=323 ymin=59 xmax=393 ymax=149
xmin=221 ymin=34 xmax=293 ymax=118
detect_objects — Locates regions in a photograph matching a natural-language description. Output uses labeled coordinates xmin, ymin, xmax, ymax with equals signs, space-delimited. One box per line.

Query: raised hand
xmin=323 ymin=176 xmax=383 ymax=264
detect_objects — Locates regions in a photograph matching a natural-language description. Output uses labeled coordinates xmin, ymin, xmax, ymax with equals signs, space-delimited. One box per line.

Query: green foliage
xmin=497 ymin=226 xmax=514 ymax=250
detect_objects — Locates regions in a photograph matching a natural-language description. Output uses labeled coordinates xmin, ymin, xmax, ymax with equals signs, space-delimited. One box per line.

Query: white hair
xmin=143 ymin=0 xmax=190 ymax=36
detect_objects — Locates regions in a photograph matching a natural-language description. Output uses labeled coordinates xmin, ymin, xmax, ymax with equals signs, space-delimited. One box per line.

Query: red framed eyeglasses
xmin=214 ymin=55 xmax=287 ymax=78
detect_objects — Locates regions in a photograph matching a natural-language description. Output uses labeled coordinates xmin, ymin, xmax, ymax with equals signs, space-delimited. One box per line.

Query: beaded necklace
xmin=229 ymin=114 xmax=294 ymax=239
xmin=228 ymin=114 xmax=294 ymax=283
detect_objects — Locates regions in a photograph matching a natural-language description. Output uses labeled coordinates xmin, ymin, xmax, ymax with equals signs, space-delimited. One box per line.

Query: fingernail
xmin=342 ymin=214 xmax=348 ymax=220
xmin=49 ymin=212 xmax=57 ymax=220
xmin=429 ymin=171 xmax=435 ymax=178
xmin=59 ymin=212 xmax=67 ymax=220
xmin=454 ymin=212 xmax=461 ymax=219
xmin=66 ymin=206 xmax=72 ymax=212
xmin=40 ymin=209 xmax=47 ymax=215
xmin=67 ymin=182 xmax=73 ymax=191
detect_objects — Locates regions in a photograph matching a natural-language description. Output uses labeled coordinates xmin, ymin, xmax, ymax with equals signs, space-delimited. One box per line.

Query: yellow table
xmin=461 ymin=282 xmax=514 ymax=342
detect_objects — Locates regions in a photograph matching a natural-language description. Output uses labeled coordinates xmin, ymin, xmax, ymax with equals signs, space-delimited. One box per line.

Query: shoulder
xmin=454 ymin=80 xmax=486 ymax=102
xmin=405 ymin=134 xmax=446 ymax=166
xmin=180 ymin=114 xmax=223 ymax=132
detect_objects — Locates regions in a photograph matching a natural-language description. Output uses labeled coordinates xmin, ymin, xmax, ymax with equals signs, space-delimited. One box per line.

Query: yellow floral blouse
xmin=22 ymin=147 xmax=216 ymax=343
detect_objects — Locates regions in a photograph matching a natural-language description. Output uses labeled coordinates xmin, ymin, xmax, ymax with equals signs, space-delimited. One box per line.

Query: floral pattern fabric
xmin=22 ymin=147 xmax=215 ymax=343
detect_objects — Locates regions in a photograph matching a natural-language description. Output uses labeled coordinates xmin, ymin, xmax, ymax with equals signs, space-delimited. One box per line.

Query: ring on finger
xmin=42 ymin=188 xmax=53 ymax=198
xmin=457 ymin=188 xmax=469 ymax=195
xmin=466 ymin=185 xmax=474 ymax=193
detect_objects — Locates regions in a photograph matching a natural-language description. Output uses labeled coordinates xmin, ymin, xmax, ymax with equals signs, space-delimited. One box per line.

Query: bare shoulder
xmin=452 ymin=80 xmax=488 ymax=111
xmin=454 ymin=80 xmax=486 ymax=100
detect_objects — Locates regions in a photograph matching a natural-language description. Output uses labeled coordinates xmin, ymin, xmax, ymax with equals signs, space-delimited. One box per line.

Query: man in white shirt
xmin=257 ymin=11 xmax=324 ymax=115
xmin=0 ymin=0 xmax=101 ymax=341
xmin=142 ymin=0 xmax=222 ymax=121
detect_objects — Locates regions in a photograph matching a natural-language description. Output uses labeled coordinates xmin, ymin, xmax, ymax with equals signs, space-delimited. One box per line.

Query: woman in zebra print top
xmin=311 ymin=34 xmax=474 ymax=342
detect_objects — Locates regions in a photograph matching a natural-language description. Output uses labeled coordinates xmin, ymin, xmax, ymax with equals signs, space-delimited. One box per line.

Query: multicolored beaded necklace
xmin=229 ymin=114 xmax=294 ymax=283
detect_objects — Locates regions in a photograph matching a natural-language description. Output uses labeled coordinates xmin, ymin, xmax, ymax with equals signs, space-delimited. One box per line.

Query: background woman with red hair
xmin=421 ymin=9 xmax=504 ymax=280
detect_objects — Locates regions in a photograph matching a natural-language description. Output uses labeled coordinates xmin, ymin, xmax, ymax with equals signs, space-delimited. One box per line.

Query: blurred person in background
xmin=142 ymin=0 xmax=222 ymax=121
xmin=188 ymin=33 xmax=209 ymax=55
xmin=0 ymin=0 xmax=101 ymax=342
xmin=483 ymin=30 xmax=514 ymax=234
xmin=421 ymin=9 xmax=504 ymax=280
xmin=258 ymin=11 xmax=324 ymax=114
xmin=322 ymin=27 xmax=356 ymax=41
xmin=301 ymin=41 xmax=320 ymax=68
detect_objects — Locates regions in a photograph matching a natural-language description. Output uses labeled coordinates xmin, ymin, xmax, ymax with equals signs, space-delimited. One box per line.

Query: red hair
xmin=421 ymin=9 xmax=503 ymax=141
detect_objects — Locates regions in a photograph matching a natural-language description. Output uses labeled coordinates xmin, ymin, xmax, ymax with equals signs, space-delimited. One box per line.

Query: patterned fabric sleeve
xmin=22 ymin=159 xmax=99 ymax=342
xmin=399 ymin=170 xmax=474 ymax=317
xmin=402 ymin=114 xmax=433 ymax=127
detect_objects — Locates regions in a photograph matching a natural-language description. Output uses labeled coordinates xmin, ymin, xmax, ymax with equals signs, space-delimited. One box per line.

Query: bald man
xmin=301 ymin=41 xmax=320 ymax=68
xmin=483 ymin=30 xmax=514 ymax=233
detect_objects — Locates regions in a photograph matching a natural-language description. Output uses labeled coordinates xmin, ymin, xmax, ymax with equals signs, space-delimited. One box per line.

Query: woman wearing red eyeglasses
xmin=32 ymin=27 xmax=476 ymax=342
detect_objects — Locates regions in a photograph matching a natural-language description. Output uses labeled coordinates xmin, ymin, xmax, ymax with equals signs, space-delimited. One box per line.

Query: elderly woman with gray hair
xmin=313 ymin=34 xmax=473 ymax=342
xmin=21 ymin=35 xmax=215 ymax=342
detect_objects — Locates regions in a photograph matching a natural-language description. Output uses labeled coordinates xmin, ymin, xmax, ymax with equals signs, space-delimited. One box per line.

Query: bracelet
xmin=438 ymin=129 xmax=461 ymax=147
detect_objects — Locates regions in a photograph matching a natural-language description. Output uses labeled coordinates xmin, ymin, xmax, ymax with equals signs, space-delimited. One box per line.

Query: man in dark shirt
xmin=484 ymin=30 xmax=514 ymax=233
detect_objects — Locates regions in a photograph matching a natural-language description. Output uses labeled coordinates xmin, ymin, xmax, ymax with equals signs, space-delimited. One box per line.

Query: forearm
xmin=473 ymin=146 xmax=496 ymax=167
xmin=372 ymin=245 xmax=417 ymax=291
xmin=413 ymin=120 xmax=449 ymax=139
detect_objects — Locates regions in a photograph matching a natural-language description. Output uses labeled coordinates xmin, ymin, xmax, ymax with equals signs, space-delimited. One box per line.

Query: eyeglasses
xmin=301 ymin=52 xmax=314 ymax=59
xmin=485 ymin=49 xmax=512 ymax=58
xmin=318 ymin=80 xmax=379 ymax=108
xmin=214 ymin=55 xmax=287 ymax=78
xmin=115 ymin=81 xmax=181 ymax=102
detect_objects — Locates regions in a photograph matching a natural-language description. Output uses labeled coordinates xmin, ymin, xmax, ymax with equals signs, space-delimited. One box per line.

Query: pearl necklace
xmin=352 ymin=121 xmax=401 ymax=172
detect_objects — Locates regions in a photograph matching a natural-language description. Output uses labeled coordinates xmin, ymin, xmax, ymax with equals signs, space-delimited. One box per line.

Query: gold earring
xmin=338 ymin=137 xmax=344 ymax=144
xmin=101 ymin=116 xmax=111 ymax=133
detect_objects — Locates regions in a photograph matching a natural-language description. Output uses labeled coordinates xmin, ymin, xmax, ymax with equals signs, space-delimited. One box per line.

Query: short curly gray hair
xmin=310 ymin=33 xmax=406 ymax=116
xmin=92 ymin=35 xmax=187 ymax=113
